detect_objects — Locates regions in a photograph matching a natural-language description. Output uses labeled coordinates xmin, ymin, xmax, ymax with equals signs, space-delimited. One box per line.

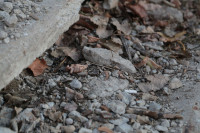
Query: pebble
xmin=69 ymin=79 xmax=82 ymax=89
xmin=132 ymin=122 xmax=140 ymax=129
xmin=169 ymin=78 xmax=183 ymax=89
xmin=169 ymin=59 xmax=178 ymax=65
xmin=164 ymin=69 xmax=174 ymax=74
xmin=0 ymin=31 xmax=8 ymax=40
xmin=78 ymin=128 xmax=92 ymax=133
xmin=106 ymin=100 xmax=126 ymax=114
xmin=115 ymin=123 xmax=133 ymax=133
xmin=0 ymin=2 xmax=13 ymax=13
xmin=171 ymin=121 xmax=177 ymax=127
xmin=48 ymin=79 xmax=57 ymax=88
xmin=163 ymin=87 xmax=171 ymax=95
xmin=155 ymin=125 xmax=168 ymax=132
xmin=4 ymin=14 xmax=18 ymax=27
xmin=102 ymin=123 xmax=114 ymax=130
xmin=0 ymin=95 xmax=4 ymax=106
xmin=3 ymin=37 xmax=10 ymax=43
xmin=109 ymin=117 xmax=129 ymax=125
xmin=149 ymin=102 xmax=162 ymax=111
xmin=61 ymin=125 xmax=75 ymax=133
xmin=161 ymin=119 xmax=170 ymax=127
xmin=125 ymin=89 xmax=137 ymax=94
xmin=136 ymin=100 xmax=146 ymax=107
xmin=65 ymin=118 xmax=73 ymax=125
xmin=0 ymin=11 xmax=9 ymax=20
xmin=68 ymin=111 xmax=88 ymax=122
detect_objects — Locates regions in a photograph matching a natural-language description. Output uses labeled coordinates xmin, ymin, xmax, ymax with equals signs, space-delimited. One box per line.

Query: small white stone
xmin=3 ymin=37 xmax=10 ymax=43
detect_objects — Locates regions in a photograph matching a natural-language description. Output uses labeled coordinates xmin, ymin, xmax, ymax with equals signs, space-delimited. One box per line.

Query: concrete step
xmin=0 ymin=0 xmax=83 ymax=90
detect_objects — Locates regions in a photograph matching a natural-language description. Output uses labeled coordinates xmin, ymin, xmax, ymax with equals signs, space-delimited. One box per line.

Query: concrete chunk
xmin=0 ymin=0 xmax=83 ymax=90
xmin=82 ymin=47 xmax=136 ymax=74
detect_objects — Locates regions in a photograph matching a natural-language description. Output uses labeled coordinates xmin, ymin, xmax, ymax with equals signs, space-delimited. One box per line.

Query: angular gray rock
xmin=69 ymin=79 xmax=82 ymax=89
xmin=106 ymin=100 xmax=126 ymax=114
xmin=68 ymin=111 xmax=88 ymax=123
xmin=82 ymin=47 xmax=136 ymax=74
xmin=115 ymin=123 xmax=133 ymax=133
xmin=78 ymin=128 xmax=92 ymax=133
xmin=169 ymin=78 xmax=183 ymax=89
xmin=87 ymin=77 xmax=129 ymax=97
xmin=4 ymin=14 xmax=18 ymax=27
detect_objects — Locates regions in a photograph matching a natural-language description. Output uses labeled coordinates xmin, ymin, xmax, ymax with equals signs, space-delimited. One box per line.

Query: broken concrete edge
xmin=0 ymin=0 xmax=84 ymax=90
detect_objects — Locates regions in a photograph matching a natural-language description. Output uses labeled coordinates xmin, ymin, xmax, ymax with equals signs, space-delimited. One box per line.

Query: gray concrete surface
xmin=0 ymin=0 xmax=83 ymax=90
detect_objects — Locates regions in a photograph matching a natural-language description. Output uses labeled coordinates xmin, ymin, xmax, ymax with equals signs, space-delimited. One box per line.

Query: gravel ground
xmin=1 ymin=0 xmax=200 ymax=133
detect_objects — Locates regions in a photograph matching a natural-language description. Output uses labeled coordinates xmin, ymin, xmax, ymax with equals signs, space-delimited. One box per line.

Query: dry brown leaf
xmin=90 ymin=15 xmax=109 ymax=26
xmin=104 ymin=71 xmax=110 ymax=80
xmin=100 ymin=39 xmax=122 ymax=53
xmin=96 ymin=26 xmax=113 ymax=38
xmin=163 ymin=113 xmax=183 ymax=119
xmin=157 ymin=31 xmax=186 ymax=42
xmin=155 ymin=20 xmax=169 ymax=27
xmin=5 ymin=94 xmax=27 ymax=106
xmin=87 ymin=36 xmax=100 ymax=43
xmin=55 ymin=34 xmax=64 ymax=45
xmin=171 ymin=0 xmax=181 ymax=8
xmin=103 ymin=0 xmax=119 ymax=9
xmin=135 ymin=56 xmax=162 ymax=69
xmin=14 ymin=107 xmax=23 ymax=115
xmin=98 ymin=126 xmax=113 ymax=133
xmin=66 ymin=64 xmax=88 ymax=74
xmin=44 ymin=110 xmax=63 ymax=122
xmin=28 ymin=58 xmax=48 ymax=76
xmin=111 ymin=18 xmax=132 ymax=35
xmin=126 ymin=4 xmax=147 ymax=18
xmin=76 ymin=17 xmax=97 ymax=30
xmin=59 ymin=47 xmax=81 ymax=62
xmin=65 ymin=87 xmax=84 ymax=99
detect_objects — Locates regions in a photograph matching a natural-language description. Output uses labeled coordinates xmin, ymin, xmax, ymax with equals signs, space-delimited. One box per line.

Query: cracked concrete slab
xmin=0 ymin=0 xmax=83 ymax=90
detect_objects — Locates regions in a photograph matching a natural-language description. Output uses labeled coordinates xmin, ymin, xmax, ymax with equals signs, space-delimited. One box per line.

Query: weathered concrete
xmin=0 ymin=0 xmax=83 ymax=90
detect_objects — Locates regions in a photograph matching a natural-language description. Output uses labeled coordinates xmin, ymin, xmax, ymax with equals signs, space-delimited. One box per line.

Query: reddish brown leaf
xmin=66 ymin=64 xmax=88 ymax=74
xmin=155 ymin=20 xmax=169 ymax=27
xmin=127 ymin=4 xmax=147 ymax=18
xmin=76 ymin=18 xmax=97 ymax=30
xmin=98 ymin=126 xmax=113 ymax=133
xmin=87 ymin=36 xmax=100 ymax=43
xmin=28 ymin=58 xmax=48 ymax=76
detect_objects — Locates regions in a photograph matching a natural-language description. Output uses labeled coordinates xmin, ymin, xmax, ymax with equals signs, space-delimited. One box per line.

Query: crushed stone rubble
xmin=0 ymin=0 xmax=45 ymax=44
xmin=1 ymin=0 xmax=200 ymax=133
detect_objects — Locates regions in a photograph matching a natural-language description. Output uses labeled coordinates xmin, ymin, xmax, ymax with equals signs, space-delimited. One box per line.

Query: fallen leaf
xmin=66 ymin=64 xmax=88 ymax=74
xmin=163 ymin=114 xmax=183 ymax=119
xmin=14 ymin=107 xmax=23 ymax=115
xmin=104 ymin=71 xmax=110 ymax=80
xmin=87 ymin=36 xmax=100 ymax=43
xmin=90 ymin=15 xmax=109 ymax=26
xmin=171 ymin=0 xmax=181 ymax=8
xmin=58 ymin=47 xmax=81 ymax=61
xmin=103 ymin=0 xmax=119 ymax=9
xmin=55 ymin=34 xmax=64 ymax=45
xmin=98 ymin=126 xmax=113 ymax=133
xmin=155 ymin=20 xmax=169 ymax=27
xmin=44 ymin=110 xmax=62 ymax=122
xmin=76 ymin=17 xmax=97 ymax=30
xmin=96 ymin=26 xmax=113 ymax=38
xmin=4 ymin=94 xmax=27 ymax=106
xmin=126 ymin=4 xmax=147 ymax=18
xmin=135 ymin=56 xmax=162 ymax=69
xmin=28 ymin=58 xmax=48 ymax=76
xmin=157 ymin=31 xmax=186 ymax=42
xmin=65 ymin=87 xmax=84 ymax=99
xmin=99 ymin=39 xmax=122 ymax=53
xmin=111 ymin=18 xmax=132 ymax=35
